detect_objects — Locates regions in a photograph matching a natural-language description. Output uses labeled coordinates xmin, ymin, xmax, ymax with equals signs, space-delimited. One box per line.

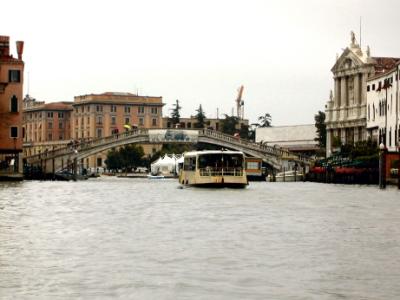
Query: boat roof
xmin=184 ymin=150 xmax=244 ymax=157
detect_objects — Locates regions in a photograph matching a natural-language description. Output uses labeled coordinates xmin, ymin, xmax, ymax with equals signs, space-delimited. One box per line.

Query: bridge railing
xmin=25 ymin=129 xmax=149 ymax=163
xmin=200 ymin=129 xmax=311 ymax=164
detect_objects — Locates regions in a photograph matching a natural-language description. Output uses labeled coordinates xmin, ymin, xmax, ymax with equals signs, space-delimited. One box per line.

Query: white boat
xmin=273 ymin=170 xmax=304 ymax=182
xmin=147 ymin=174 xmax=165 ymax=179
xmin=179 ymin=150 xmax=248 ymax=188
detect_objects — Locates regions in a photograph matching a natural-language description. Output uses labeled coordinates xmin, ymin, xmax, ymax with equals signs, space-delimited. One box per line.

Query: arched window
xmin=10 ymin=95 xmax=18 ymax=112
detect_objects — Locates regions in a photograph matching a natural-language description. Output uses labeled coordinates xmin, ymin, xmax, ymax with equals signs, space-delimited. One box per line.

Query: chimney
xmin=0 ymin=35 xmax=10 ymax=57
xmin=16 ymin=41 xmax=24 ymax=60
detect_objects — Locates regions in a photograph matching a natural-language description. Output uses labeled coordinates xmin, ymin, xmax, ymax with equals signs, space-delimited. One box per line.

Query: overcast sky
xmin=2 ymin=0 xmax=400 ymax=125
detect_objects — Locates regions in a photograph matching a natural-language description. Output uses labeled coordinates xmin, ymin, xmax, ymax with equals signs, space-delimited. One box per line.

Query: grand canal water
xmin=0 ymin=178 xmax=399 ymax=299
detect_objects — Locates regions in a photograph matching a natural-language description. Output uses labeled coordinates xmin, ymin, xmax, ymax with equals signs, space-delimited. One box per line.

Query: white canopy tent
xmin=150 ymin=154 xmax=183 ymax=175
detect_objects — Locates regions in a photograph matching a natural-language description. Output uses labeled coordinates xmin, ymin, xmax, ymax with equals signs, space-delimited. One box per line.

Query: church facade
xmin=325 ymin=32 xmax=400 ymax=156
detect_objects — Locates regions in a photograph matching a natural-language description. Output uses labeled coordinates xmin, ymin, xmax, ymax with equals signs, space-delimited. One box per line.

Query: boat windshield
xmin=198 ymin=153 xmax=243 ymax=170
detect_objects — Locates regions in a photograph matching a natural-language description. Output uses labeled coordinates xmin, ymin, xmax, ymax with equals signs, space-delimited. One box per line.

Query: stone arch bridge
xmin=24 ymin=129 xmax=314 ymax=175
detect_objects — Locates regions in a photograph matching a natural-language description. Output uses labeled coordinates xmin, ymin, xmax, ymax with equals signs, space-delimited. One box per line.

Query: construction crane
xmin=236 ymin=85 xmax=244 ymax=119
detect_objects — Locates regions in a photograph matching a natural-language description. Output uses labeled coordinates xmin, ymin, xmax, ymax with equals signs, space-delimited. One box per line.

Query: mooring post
xmin=73 ymin=157 xmax=78 ymax=181
xmin=379 ymin=143 xmax=386 ymax=189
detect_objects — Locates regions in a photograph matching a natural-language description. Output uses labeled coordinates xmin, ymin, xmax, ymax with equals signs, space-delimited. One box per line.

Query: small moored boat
xmin=147 ymin=174 xmax=165 ymax=179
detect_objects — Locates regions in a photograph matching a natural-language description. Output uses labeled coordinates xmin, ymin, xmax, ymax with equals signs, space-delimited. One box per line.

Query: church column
xmin=341 ymin=76 xmax=347 ymax=108
xmin=354 ymin=74 xmax=360 ymax=106
xmin=326 ymin=129 xmax=332 ymax=157
xmin=335 ymin=78 xmax=341 ymax=108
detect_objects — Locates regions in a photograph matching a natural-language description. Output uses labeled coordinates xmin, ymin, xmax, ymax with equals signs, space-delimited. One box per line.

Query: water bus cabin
xmin=179 ymin=150 xmax=248 ymax=188
xmin=245 ymin=157 xmax=267 ymax=181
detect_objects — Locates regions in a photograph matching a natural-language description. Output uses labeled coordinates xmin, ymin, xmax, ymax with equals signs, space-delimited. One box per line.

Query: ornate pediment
xmin=331 ymin=48 xmax=366 ymax=73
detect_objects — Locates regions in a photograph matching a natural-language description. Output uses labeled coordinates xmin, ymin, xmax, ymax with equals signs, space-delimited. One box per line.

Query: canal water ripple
xmin=0 ymin=178 xmax=400 ymax=299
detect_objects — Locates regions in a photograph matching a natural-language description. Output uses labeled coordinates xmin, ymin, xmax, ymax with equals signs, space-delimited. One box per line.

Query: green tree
xmin=194 ymin=104 xmax=206 ymax=128
xmin=120 ymin=144 xmax=145 ymax=171
xmin=258 ymin=113 xmax=272 ymax=127
xmin=105 ymin=144 xmax=145 ymax=172
xmin=221 ymin=114 xmax=239 ymax=135
xmin=239 ymin=124 xmax=251 ymax=140
xmin=170 ymin=99 xmax=182 ymax=126
xmin=314 ymin=111 xmax=326 ymax=148
xmin=104 ymin=148 xmax=122 ymax=172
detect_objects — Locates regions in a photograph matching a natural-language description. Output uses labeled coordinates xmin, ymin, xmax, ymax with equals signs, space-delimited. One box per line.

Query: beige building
xmin=23 ymin=95 xmax=73 ymax=157
xmin=325 ymin=31 xmax=400 ymax=156
xmin=72 ymin=92 xmax=164 ymax=169
xmin=23 ymin=92 xmax=165 ymax=170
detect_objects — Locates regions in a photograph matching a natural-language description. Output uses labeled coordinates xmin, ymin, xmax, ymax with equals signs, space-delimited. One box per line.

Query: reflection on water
xmin=1 ymin=178 xmax=400 ymax=299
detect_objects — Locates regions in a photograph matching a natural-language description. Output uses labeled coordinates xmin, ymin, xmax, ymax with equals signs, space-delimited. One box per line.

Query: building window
xmin=372 ymin=84 xmax=375 ymax=90
xmin=8 ymin=70 xmax=20 ymax=83
xmin=151 ymin=107 xmax=158 ymax=114
xmin=139 ymin=118 xmax=144 ymax=126
xmin=138 ymin=106 xmax=145 ymax=114
xmin=59 ymin=122 xmax=63 ymax=129
xmin=58 ymin=112 xmax=64 ymax=118
xmin=111 ymin=105 xmax=117 ymax=112
xmin=48 ymin=122 xmax=53 ymax=129
xmin=48 ymin=133 xmax=53 ymax=141
xmin=47 ymin=112 xmax=53 ymax=118
xmin=96 ymin=105 xmax=103 ymax=112
xmin=124 ymin=106 xmax=131 ymax=113
xmin=97 ymin=128 xmax=102 ymax=138
xmin=367 ymin=85 xmax=370 ymax=92
xmin=152 ymin=118 xmax=157 ymax=126
xmin=125 ymin=117 xmax=130 ymax=125
xmin=167 ymin=122 xmax=171 ymax=128
xmin=59 ymin=134 xmax=64 ymax=140
xmin=10 ymin=95 xmax=18 ymax=112
xmin=111 ymin=116 xmax=116 ymax=125
xmin=187 ymin=122 xmax=192 ymax=128
xmin=96 ymin=116 xmax=103 ymax=125
xmin=10 ymin=126 xmax=18 ymax=138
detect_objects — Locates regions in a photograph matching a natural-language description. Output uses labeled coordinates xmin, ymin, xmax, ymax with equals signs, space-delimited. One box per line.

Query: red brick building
xmin=0 ymin=35 xmax=24 ymax=179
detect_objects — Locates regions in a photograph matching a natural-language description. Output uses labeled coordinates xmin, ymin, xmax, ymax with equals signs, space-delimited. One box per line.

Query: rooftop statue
xmin=351 ymin=31 xmax=356 ymax=45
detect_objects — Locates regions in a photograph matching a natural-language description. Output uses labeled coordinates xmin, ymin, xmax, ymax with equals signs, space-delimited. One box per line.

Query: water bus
xmin=179 ymin=150 xmax=248 ymax=188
